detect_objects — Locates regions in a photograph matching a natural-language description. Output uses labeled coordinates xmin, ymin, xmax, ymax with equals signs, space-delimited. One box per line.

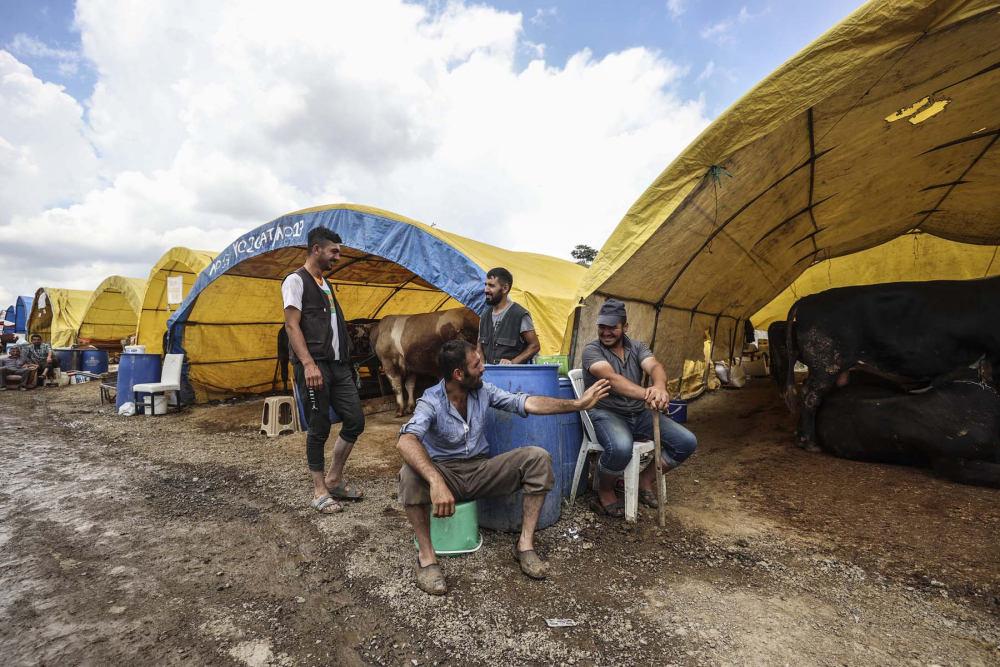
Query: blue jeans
xmin=589 ymin=408 xmax=697 ymax=476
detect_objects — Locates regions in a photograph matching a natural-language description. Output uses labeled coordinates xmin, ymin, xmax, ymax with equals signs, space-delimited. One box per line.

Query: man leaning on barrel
xmin=476 ymin=267 xmax=540 ymax=365
xmin=582 ymin=299 xmax=698 ymax=518
xmin=397 ymin=339 xmax=610 ymax=595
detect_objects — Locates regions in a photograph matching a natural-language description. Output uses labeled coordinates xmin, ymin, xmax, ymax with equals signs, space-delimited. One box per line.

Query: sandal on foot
xmin=590 ymin=498 xmax=625 ymax=519
xmin=512 ymin=542 xmax=548 ymax=580
xmin=311 ymin=494 xmax=344 ymax=514
xmin=415 ymin=558 xmax=447 ymax=595
xmin=327 ymin=481 xmax=364 ymax=501
xmin=638 ymin=489 xmax=660 ymax=509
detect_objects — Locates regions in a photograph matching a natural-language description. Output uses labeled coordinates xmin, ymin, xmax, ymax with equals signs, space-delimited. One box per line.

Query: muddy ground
xmin=1 ymin=378 xmax=998 ymax=667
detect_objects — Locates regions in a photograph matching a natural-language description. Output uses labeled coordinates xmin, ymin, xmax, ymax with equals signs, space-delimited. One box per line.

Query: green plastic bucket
xmin=413 ymin=500 xmax=483 ymax=556
xmin=534 ymin=354 xmax=569 ymax=377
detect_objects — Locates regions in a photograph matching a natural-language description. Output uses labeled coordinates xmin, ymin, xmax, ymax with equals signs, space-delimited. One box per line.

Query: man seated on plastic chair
xmin=582 ymin=299 xmax=698 ymax=518
xmin=397 ymin=339 xmax=609 ymax=595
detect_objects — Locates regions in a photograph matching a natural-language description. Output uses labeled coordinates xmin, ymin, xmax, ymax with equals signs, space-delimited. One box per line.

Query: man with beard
xmin=476 ymin=267 xmax=540 ymax=365
xmin=582 ymin=300 xmax=697 ymax=518
xmin=397 ymin=339 xmax=610 ymax=595
xmin=282 ymin=227 xmax=365 ymax=515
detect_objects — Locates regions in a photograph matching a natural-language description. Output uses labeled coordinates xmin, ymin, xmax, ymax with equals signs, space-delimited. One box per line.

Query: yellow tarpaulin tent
xmin=753 ymin=233 xmax=1000 ymax=328
xmin=167 ymin=204 xmax=585 ymax=402
xmin=137 ymin=247 xmax=219 ymax=355
xmin=570 ymin=0 xmax=1000 ymax=398
xmin=27 ymin=288 xmax=92 ymax=348
xmin=77 ymin=276 xmax=146 ymax=347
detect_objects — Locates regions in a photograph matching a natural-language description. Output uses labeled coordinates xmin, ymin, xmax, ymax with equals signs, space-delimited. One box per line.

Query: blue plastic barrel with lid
xmin=52 ymin=348 xmax=82 ymax=371
xmin=117 ymin=353 xmax=162 ymax=413
xmin=557 ymin=377 xmax=587 ymax=498
xmin=478 ymin=364 xmax=562 ymax=532
xmin=81 ymin=350 xmax=109 ymax=375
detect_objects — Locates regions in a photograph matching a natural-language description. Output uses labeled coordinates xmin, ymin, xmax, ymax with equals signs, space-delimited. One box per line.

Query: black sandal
xmin=638 ymin=489 xmax=660 ymax=509
xmin=590 ymin=498 xmax=625 ymax=518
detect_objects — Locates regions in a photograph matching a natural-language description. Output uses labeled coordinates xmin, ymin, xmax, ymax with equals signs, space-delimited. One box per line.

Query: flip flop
xmin=638 ymin=489 xmax=660 ymax=509
xmin=311 ymin=494 xmax=344 ymax=514
xmin=327 ymin=481 xmax=364 ymax=501
xmin=590 ymin=498 xmax=625 ymax=518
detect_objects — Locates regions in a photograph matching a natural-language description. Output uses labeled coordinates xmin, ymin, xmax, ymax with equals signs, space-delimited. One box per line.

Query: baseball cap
xmin=596 ymin=299 xmax=627 ymax=326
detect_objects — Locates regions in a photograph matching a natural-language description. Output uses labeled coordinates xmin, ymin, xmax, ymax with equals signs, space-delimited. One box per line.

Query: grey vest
xmin=283 ymin=267 xmax=350 ymax=364
xmin=479 ymin=301 xmax=529 ymax=364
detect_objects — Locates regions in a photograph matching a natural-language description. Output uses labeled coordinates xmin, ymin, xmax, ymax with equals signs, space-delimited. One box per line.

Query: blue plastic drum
xmin=117 ymin=353 xmax=162 ymax=413
xmin=52 ymin=348 xmax=82 ymax=372
xmin=478 ymin=364 xmax=562 ymax=532
xmin=557 ymin=378 xmax=587 ymax=498
xmin=81 ymin=350 xmax=109 ymax=375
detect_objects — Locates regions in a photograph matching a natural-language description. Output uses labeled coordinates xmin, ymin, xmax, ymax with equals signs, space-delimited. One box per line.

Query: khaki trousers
xmin=398 ymin=447 xmax=554 ymax=506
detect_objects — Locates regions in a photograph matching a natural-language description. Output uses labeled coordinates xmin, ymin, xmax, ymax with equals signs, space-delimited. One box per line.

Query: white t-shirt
xmin=282 ymin=273 xmax=341 ymax=361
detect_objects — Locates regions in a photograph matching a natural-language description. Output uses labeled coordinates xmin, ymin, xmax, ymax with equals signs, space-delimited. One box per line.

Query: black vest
xmin=284 ymin=266 xmax=350 ymax=364
xmin=479 ymin=301 xmax=529 ymax=364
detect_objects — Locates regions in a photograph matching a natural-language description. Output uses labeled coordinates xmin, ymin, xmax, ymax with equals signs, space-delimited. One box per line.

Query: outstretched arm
xmin=524 ymin=379 xmax=610 ymax=415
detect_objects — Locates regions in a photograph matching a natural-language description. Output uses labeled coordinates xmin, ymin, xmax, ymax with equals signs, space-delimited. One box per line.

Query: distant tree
xmin=571 ymin=244 xmax=598 ymax=267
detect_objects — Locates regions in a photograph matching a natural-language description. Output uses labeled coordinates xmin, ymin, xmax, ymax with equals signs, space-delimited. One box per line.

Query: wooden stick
xmin=651 ymin=404 xmax=666 ymax=527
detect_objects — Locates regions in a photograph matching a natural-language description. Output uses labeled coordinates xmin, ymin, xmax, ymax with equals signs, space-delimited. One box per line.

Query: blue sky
xmin=0 ymin=0 xmax=866 ymax=302
xmin=4 ymin=0 xmax=864 ymax=116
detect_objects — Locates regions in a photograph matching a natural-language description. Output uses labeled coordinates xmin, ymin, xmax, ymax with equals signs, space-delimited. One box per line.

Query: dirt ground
xmin=1 ymin=377 xmax=998 ymax=667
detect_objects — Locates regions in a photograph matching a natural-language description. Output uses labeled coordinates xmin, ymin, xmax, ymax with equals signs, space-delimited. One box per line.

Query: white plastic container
xmin=143 ymin=394 xmax=168 ymax=416
xmin=124 ymin=345 xmax=146 ymax=354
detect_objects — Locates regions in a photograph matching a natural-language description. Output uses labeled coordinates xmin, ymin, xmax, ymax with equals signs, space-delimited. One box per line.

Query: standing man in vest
xmin=282 ymin=227 xmax=366 ymax=515
xmin=476 ymin=268 xmax=540 ymax=365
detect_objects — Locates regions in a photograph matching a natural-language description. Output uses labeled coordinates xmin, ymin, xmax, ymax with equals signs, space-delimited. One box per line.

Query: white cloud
xmin=701 ymin=4 xmax=771 ymax=44
xmin=666 ymin=0 xmax=685 ymax=22
xmin=696 ymin=60 xmax=715 ymax=82
xmin=0 ymin=0 xmax=711 ymax=303
xmin=529 ymin=7 xmax=557 ymax=26
xmin=700 ymin=19 xmax=734 ymax=44
xmin=5 ymin=33 xmax=83 ymax=77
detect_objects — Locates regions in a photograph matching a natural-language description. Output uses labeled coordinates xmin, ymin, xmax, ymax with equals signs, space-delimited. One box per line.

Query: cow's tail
xmin=783 ymin=302 xmax=800 ymax=414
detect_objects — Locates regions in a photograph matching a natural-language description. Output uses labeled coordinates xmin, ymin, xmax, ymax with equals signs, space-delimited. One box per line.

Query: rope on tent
xmin=704 ymin=165 xmax=733 ymax=255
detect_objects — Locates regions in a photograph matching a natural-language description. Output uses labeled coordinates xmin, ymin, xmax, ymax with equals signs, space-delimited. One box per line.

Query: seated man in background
xmin=397 ymin=339 xmax=609 ymax=595
xmin=582 ymin=299 xmax=698 ymax=518
xmin=0 ymin=346 xmax=37 ymax=390
xmin=21 ymin=334 xmax=58 ymax=386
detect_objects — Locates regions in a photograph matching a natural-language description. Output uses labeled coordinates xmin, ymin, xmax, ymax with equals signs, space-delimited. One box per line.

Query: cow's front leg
xmin=404 ymin=375 xmax=417 ymax=414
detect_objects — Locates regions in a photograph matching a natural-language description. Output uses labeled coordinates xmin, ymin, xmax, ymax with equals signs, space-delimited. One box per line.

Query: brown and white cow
xmin=370 ymin=307 xmax=480 ymax=416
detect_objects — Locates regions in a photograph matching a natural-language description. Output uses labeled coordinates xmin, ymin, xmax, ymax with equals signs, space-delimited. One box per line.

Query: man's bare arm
xmin=587 ymin=360 xmax=646 ymax=401
xmin=509 ymin=329 xmax=541 ymax=364
xmin=396 ymin=433 xmax=455 ymax=517
xmin=640 ymin=356 xmax=670 ymax=410
xmin=524 ymin=379 xmax=610 ymax=414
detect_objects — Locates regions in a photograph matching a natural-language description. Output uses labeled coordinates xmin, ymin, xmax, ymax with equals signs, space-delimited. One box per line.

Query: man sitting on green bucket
xmin=397 ymin=339 xmax=610 ymax=595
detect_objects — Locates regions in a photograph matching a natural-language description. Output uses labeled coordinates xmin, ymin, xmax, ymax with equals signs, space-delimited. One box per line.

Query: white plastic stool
xmin=260 ymin=396 xmax=296 ymax=437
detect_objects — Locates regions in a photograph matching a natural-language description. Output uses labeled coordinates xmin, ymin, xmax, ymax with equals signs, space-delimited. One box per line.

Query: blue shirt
xmin=399 ymin=380 xmax=529 ymax=460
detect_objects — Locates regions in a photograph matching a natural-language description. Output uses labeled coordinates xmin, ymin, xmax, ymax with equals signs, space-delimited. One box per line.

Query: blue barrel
xmin=52 ymin=348 xmax=82 ymax=372
xmin=116 ymin=353 xmax=162 ymax=413
xmin=81 ymin=350 xmax=109 ymax=375
xmin=478 ymin=364 xmax=562 ymax=532
xmin=557 ymin=378 xmax=587 ymax=498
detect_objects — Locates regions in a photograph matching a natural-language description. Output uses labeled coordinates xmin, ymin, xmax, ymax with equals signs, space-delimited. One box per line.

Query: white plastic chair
xmin=132 ymin=354 xmax=184 ymax=415
xmin=568 ymin=368 xmax=654 ymax=523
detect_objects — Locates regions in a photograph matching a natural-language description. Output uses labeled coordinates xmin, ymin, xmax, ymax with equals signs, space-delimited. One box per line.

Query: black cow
xmin=766 ymin=321 xmax=789 ymax=390
xmin=815 ymin=371 xmax=1000 ymax=488
xmin=782 ymin=277 xmax=1000 ymax=450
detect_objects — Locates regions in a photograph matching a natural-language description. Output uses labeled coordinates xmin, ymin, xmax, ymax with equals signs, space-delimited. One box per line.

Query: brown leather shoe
xmin=414 ymin=558 xmax=447 ymax=595
xmin=513 ymin=542 xmax=548 ymax=580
